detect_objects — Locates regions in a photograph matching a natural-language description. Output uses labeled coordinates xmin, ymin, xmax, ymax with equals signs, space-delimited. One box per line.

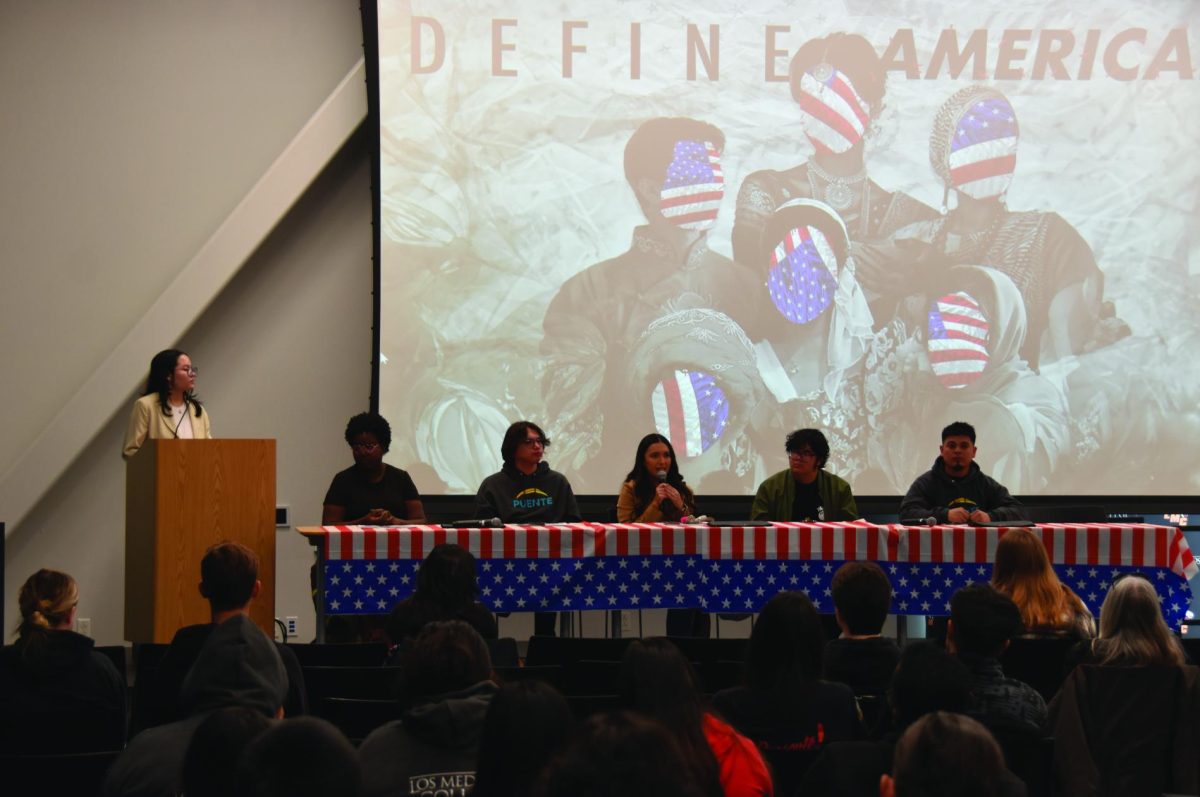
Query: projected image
xmin=377 ymin=0 xmax=1200 ymax=496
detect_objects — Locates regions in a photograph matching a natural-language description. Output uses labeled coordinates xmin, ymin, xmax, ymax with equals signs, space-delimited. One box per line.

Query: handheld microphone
xmin=922 ymin=516 xmax=938 ymax=526
xmin=656 ymin=470 xmax=672 ymax=515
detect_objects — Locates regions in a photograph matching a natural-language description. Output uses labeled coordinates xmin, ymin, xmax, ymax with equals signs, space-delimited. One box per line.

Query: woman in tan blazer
xmin=122 ymin=348 xmax=211 ymax=459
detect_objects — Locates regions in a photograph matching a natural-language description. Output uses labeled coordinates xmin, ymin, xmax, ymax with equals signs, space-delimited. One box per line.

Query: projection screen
xmin=376 ymin=0 xmax=1199 ymax=497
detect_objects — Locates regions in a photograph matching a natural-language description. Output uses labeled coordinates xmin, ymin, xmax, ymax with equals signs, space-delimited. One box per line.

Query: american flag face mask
xmin=767 ymin=224 xmax=839 ymax=325
xmin=796 ymin=64 xmax=870 ymax=155
xmin=660 ymin=139 xmax=724 ymax=230
xmin=651 ymin=369 xmax=729 ymax=459
xmin=948 ymin=95 xmax=1018 ymax=200
xmin=927 ymin=291 xmax=990 ymax=389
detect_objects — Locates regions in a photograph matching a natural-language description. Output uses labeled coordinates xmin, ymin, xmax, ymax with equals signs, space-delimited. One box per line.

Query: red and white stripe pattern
xmin=797 ymin=67 xmax=870 ymax=155
xmin=659 ymin=139 xmax=724 ymax=230
xmin=928 ymin=291 xmax=990 ymax=389
xmin=319 ymin=522 xmax=1198 ymax=581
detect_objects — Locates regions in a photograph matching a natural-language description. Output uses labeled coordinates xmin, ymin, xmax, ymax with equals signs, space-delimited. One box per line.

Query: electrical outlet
xmin=620 ymin=611 xmax=632 ymax=635
xmin=286 ymin=616 xmax=297 ymax=636
xmin=77 ymin=617 xmax=92 ymax=637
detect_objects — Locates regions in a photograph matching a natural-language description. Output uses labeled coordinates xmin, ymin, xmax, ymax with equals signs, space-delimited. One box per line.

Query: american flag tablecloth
xmin=306 ymin=522 xmax=1198 ymax=625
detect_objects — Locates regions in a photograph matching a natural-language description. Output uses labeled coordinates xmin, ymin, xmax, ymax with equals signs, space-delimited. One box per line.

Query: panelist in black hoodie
xmin=474 ymin=421 xmax=581 ymax=637
xmin=899 ymin=421 xmax=1026 ymax=525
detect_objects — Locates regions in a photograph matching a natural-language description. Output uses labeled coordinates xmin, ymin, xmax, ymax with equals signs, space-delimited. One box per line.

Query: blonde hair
xmin=991 ymin=528 xmax=1089 ymax=633
xmin=1092 ymin=576 xmax=1186 ymax=667
xmin=16 ymin=568 xmax=78 ymax=639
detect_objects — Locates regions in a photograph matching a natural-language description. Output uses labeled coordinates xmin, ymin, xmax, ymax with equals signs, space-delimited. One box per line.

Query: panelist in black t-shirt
xmin=322 ymin=412 xmax=426 ymax=526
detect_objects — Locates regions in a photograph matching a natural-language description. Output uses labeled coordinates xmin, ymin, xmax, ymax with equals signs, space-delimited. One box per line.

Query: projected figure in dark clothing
xmin=541 ymin=117 xmax=757 ymax=492
xmin=732 ymin=32 xmax=938 ymax=314
xmin=881 ymin=85 xmax=1129 ymax=370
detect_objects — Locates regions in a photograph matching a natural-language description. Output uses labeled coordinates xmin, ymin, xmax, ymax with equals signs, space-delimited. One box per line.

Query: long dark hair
xmin=618 ymin=639 xmax=724 ymax=797
xmin=141 ymin=348 xmax=203 ymax=417
xmin=745 ymin=591 xmax=825 ymax=694
xmin=473 ymin=680 xmax=575 ymax=797
xmin=623 ymin=434 xmax=693 ymax=513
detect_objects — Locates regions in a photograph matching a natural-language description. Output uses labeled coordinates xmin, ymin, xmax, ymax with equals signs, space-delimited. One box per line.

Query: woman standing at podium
xmin=122 ymin=348 xmax=211 ymax=459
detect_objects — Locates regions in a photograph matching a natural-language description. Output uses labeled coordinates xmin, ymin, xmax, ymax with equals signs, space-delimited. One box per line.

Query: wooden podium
xmin=125 ymin=439 xmax=276 ymax=643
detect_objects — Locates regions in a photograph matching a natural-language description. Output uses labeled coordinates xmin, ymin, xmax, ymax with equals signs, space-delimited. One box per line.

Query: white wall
xmin=1 ymin=2 xmax=371 ymax=643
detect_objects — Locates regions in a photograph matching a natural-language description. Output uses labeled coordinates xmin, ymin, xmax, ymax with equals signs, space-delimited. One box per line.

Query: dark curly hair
xmin=344 ymin=412 xmax=392 ymax=451
xmin=785 ymin=428 xmax=831 ymax=469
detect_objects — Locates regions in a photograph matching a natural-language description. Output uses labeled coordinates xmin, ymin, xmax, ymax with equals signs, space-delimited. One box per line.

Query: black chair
xmin=564 ymin=693 xmax=622 ymax=720
xmin=1 ymin=750 xmax=122 ymax=797
xmin=286 ymin=643 xmax=389 ymax=667
xmin=697 ymin=659 xmax=743 ymax=694
xmin=1025 ymin=505 xmax=1108 ymax=524
xmin=487 ymin=636 xmax=520 ymax=668
xmin=1000 ymin=637 xmax=1078 ymax=702
xmin=314 ymin=697 xmax=403 ymax=743
xmin=563 ymin=660 xmax=622 ymax=695
xmin=302 ymin=666 xmax=401 ymax=702
xmin=525 ymin=636 xmax=634 ymax=666
xmin=493 ymin=664 xmax=565 ymax=689
xmin=94 ymin=645 xmax=129 ymax=684
xmin=129 ymin=642 xmax=170 ymax=735
xmin=1 ymin=705 xmax=126 ymax=755
xmin=1181 ymin=637 xmax=1200 ymax=665
xmin=979 ymin=715 xmax=1055 ymax=797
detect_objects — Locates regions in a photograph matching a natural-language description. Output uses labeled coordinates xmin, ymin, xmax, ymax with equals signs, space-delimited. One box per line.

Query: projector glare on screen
xmin=376 ymin=0 xmax=1200 ymax=497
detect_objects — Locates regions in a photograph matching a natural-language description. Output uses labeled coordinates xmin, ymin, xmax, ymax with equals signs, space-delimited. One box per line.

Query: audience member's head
xmin=16 ymin=568 xmax=78 ymax=641
xmin=534 ymin=710 xmax=708 ymax=797
xmin=888 ymin=642 xmax=973 ymax=730
xmin=399 ymin=620 xmax=492 ymax=705
xmin=415 ymin=544 xmax=481 ymax=611
xmin=1092 ymin=574 xmax=1186 ymax=667
xmin=182 ymin=706 xmax=273 ymax=797
xmin=179 ymin=614 xmax=288 ymax=719
xmin=200 ymin=541 xmax=260 ymax=614
xmin=618 ymin=638 xmax=723 ymax=797
xmin=881 ymin=711 xmax=1006 ymax=797
xmin=947 ymin=583 xmax=1023 ymax=658
xmin=831 ymin=561 xmax=893 ymax=636
xmin=473 ymin=680 xmax=575 ymax=797
xmin=745 ymin=591 xmax=825 ymax=692
xmin=991 ymin=528 xmax=1082 ymax=632
xmin=235 ymin=717 xmax=361 ymax=797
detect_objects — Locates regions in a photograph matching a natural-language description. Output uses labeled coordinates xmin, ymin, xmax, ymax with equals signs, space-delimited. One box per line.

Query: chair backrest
xmin=493 ymin=665 xmax=565 ymax=690
xmin=487 ymin=637 xmax=520 ymax=668
xmin=1025 ymin=505 xmax=1108 ymax=524
xmin=286 ymin=643 xmax=389 ymax=667
xmin=525 ymin=636 xmax=634 ymax=666
xmin=1000 ymin=636 xmax=1078 ymax=702
xmin=1 ymin=705 xmax=127 ymax=755
xmin=1 ymin=750 xmax=123 ymax=796
xmin=302 ymin=666 xmax=401 ymax=702
xmin=979 ymin=714 xmax=1055 ymax=797
xmin=315 ymin=697 xmax=403 ymax=744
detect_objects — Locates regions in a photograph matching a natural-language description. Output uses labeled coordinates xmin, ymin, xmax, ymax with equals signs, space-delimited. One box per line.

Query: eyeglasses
xmin=351 ymin=442 xmax=380 ymax=453
xmin=178 ymin=366 xmax=198 ymax=376
xmin=787 ymin=449 xmax=817 ymax=460
xmin=520 ymin=438 xmax=546 ymax=447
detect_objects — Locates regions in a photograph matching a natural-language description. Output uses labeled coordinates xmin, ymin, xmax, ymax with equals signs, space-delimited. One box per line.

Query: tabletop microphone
xmin=656 ymin=470 xmax=672 ymax=515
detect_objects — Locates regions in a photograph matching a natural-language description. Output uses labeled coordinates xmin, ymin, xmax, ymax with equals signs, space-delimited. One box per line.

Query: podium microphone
xmin=656 ymin=470 xmax=672 ymax=515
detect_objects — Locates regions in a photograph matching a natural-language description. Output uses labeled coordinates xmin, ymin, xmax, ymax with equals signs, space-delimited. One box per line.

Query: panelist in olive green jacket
xmin=750 ymin=428 xmax=858 ymax=522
